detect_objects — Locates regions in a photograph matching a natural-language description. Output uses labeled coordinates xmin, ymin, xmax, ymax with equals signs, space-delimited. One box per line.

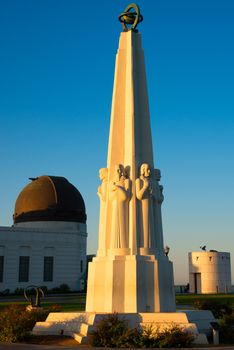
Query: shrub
xmin=221 ymin=313 xmax=234 ymax=326
xmin=113 ymin=327 xmax=143 ymax=348
xmin=58 ymin=283 xmax=70 ymax=293
xmin=141 ymin=325 xmax=159 ymax=348
xmin=155 ymin=325 xmax=195 ymax=348
xmin=194 ymin=299 xmax=232 ymax=319
xmin=14 ymin=288 xmax=24 ymax=295
xmin=90 ymin=313 xmax=194 ymax=348
xmin=139 ymin=324 xmax=194 ymax=348
xmin=0 ymin=288 xmax=10 ymax=296
xmin=48 ymin=304 xmax=62 ymax=312
xmin=90 ymin=313 xmax=129 ymax=347
xmin=0 ymin=304 xmax=48 ymax=342
xmin=39 ymin=285 xmax=48 ymax=294
xmin=50 ymin=283 xmax=70 ymax=293
xmin=219 ymin=314 xmax=234 ymax=344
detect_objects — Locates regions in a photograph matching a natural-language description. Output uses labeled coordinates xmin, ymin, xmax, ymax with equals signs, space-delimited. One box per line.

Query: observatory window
xmin=80 ymin=260 xmax=83 ymax=273
xmin=196 ymin=256 xmax=199 ymax=261
xmin=209 ymin=256 xmax=212 ymax=261
xmin=18 ymin=256 xmax=30 ymax=282
xmin=43 ymin=256 xmax=54 ymax=282
xmin=0 ymin=256 xmax=4 ymax=282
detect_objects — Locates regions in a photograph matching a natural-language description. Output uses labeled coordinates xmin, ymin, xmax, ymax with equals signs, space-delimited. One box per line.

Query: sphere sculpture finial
xmin=118 ymin=3 xmax=143 ymax=32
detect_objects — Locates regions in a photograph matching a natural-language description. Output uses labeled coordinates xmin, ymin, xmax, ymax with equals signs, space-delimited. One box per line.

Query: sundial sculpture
xmin=24 ymin=285 xmax=44 ymax=310
xmin=86 ymin=3 xmax=176 ymax=313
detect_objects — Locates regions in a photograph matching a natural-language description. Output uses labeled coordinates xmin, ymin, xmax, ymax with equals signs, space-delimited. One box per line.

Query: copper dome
xmin=14 ymin=176 xmax=86 ymax=224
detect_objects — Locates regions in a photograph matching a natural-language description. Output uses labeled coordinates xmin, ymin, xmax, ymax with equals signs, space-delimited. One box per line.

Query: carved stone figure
xmin=159 ymin=185 xmax=164 ymax=203
xmin=110 ymin=164 xmax=130 ymax=249
xmin=97 ymin=168 xmax=108 ymax=202
xmin=97 ymin=168 xmax=108 ymax=255
xmin=136 ymin=163 xmax=154 ymax=249
xmin=152 ymin=169 xmax=164 ymax=254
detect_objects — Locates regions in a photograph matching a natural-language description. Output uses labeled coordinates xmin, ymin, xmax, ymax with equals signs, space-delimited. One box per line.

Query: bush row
xmin=9 ymin=283 xmax=71 ymax=296
xmin=194 ymin=299 xmax=234 ymax=343
xmin=0 ymin=304 xmax=49 ymax=342
xmin=90 ymin=313 xmax=195 ymax=348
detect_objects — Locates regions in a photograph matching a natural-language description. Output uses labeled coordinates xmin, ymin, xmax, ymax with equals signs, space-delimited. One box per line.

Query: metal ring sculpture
xmin=24 ymin=285 xmax=44 ymax=307
xmin=118 ymin=3 xmax=143 ymax=32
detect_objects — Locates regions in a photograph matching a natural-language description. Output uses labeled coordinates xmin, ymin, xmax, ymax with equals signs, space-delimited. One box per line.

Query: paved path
xmin=0 ymin=344 xmax=77 ymax=350
xmin=0 ymin=345 xmax=234 ymax=350
xmin=0 ymin=344 xmax=81 ymax=350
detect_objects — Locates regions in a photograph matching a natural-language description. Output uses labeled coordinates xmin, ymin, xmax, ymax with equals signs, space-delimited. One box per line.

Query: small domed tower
xmin=189 ymin=251 xmax=232 ymax=293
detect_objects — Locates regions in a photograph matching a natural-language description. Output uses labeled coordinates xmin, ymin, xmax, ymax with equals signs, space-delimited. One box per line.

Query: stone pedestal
xmin=86 ymin=254 xmax=175 ymax=313
xmin=33 ymin=310 xmax=215 ymax=345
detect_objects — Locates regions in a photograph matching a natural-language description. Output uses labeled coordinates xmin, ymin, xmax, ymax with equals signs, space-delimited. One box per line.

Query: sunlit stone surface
xmin=85 ymin=29 xmax=175 ymax=314
xmin=33 ymin=7 xmax=216 ymax=344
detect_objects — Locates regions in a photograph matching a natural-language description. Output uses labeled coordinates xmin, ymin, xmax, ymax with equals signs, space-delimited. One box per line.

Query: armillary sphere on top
xmin=118 ymin=3 xmax=143 ymax=32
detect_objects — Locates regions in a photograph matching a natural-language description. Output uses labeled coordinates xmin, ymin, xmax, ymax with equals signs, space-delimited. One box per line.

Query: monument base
xmin=86 ymin=254 xmax=176 ymax=313
xmin=33 ymin=310 xmax=215 ymax=344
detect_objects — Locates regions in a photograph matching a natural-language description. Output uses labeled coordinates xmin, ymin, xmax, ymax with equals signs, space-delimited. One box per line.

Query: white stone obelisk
xmin=86 ymin=25 xmax=175 ymax=313
xmin=33 ymin=9 xmax=216 ymax=344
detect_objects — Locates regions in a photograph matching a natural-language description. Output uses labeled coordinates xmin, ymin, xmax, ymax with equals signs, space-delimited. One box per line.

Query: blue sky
xmin=0 ymin=0 xmax=233 ymax=284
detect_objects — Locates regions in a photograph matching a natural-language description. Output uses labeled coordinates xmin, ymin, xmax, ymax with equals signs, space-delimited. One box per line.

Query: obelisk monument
xmin=86 ymin=4 xmax=175 ymax=313
xmin=33 ymin=6 xmax=216 ymax=343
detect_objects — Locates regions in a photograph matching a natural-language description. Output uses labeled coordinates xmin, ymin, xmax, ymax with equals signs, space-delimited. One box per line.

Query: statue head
xmin=154 ymin=169 xmax=161 ymax=181
xmin=114 ymin=164 xmax=124 ymax=180
xmin=140 ymin=163 xmax=151 ymax=178
xmin=99 ymin=168 xmax=108 ymax=181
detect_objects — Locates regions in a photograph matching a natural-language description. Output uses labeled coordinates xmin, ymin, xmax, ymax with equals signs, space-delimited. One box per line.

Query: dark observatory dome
xmin=14 ymin=176 xmax=86 ymax=224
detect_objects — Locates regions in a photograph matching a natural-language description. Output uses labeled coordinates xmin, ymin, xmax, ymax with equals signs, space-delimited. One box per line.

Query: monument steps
xmin=33 ymin=311 xmax=213 ymax=344
xmin=72 ymin=332 xmax=89 ymax=344
xmin=33 ymin=312 xmax=95 ymax=344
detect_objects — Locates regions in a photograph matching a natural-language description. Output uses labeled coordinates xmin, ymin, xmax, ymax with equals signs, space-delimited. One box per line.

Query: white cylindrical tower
xmin=188 ymin=251 xmax=232 ymax=294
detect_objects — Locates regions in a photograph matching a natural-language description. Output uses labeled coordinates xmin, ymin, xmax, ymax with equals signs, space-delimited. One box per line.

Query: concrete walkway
xmin=0 ymin=345 xmax=234 ymax=350
xmin=0 ymin=344 xmax=77 ymax=350
xmin=0 ymin=344 xmax=74 ymax=350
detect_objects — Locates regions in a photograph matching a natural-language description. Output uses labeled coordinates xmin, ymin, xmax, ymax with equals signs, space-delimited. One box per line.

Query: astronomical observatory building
xmin=0 ymin=175 xmax=87 ymax=293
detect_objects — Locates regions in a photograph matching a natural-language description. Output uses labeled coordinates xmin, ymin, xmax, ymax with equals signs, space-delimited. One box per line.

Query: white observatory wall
xmin=189 ymin=251 xmax=231 ymax=293
xmin=0 ymin=222 xmax=87 ymax=292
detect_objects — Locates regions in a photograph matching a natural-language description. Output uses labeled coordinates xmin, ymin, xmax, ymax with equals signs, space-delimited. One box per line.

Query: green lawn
xmin=0 ymin=293 xmax=233 ymax=312
xmin=0 ymin=301 xmax=86 ymax=312
xmin=176 ymin=293 xmax=234 ymax=306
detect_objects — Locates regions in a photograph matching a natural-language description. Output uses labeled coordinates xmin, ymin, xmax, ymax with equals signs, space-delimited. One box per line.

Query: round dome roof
xmin=14 ymin=176 xmax=86 ymax=224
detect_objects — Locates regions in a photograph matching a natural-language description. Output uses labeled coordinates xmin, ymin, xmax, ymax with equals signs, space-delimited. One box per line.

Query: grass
xmin=0 ymin=293 xmax=233 ymax=312
xmin=176 ymin=293 xmax=234 ymax=306
xmin=0 ymin=302 xmax=86 ymax=312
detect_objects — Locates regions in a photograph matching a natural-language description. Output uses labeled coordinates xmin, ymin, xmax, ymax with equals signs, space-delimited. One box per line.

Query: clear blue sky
xmin=0 ymin=0 xmax=233 ymax=284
